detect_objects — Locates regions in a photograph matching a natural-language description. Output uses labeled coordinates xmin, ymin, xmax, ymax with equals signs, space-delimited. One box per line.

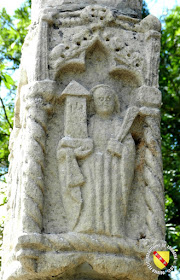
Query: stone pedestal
xmin=1 ymin=1 xmax=165 ymax=279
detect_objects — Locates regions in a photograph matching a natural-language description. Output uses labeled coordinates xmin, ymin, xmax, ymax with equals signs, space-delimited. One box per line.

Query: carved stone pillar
xmin=1 ymin=1 xmax=166 ymax=280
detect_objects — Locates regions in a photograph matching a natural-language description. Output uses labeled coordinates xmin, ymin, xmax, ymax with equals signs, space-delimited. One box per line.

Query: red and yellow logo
xmin=153 ymin=251 xmax=170 ymax=270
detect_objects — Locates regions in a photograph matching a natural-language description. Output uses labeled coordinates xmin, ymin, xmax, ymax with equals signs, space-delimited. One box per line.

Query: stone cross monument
xmin=1 ymin=0 xmax=166 ymax=280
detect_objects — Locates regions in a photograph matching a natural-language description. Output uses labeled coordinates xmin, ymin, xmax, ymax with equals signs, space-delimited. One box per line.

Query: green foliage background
xmin=0 ymin=0 xmax=31 ymax=267
xmin=0 ymin=1 xmax=179 ymax=278
xmin=159 ymin=6 xmax=180 ymax=278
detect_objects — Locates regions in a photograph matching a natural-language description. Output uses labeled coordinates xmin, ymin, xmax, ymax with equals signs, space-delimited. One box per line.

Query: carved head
xmin=91 ymin=84 xmax=120 ymax=117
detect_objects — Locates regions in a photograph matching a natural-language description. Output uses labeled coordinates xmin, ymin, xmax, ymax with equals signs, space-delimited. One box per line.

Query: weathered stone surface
xmin=32 ymin=0 xmax=143 ymax=22
xmin=1 ymin=0 xmax=165 ymax=280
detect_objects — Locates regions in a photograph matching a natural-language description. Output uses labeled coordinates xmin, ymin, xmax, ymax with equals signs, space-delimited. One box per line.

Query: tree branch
xmin=0 ymin=172 xmax=8 ymax=177
xmin=0 ymin=161 xmax=9 ymax=167
xmin=0 ymin=133 xmax=10 ymax=137
xmin=0 ymin=97 xmax=13 ymax=129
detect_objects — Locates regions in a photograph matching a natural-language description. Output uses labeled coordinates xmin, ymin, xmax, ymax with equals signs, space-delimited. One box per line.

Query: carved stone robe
xmin=58 ymin=113 xmax=135 ymax=237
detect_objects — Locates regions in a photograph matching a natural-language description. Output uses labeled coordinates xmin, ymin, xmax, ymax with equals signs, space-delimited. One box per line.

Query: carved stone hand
xmin=58 ymin=137 xmax=93 ymax=159
xmin=107 ymin=138 xmax=123 ymax=157
xmin=74 ymin=141 xmax=93 ymax=159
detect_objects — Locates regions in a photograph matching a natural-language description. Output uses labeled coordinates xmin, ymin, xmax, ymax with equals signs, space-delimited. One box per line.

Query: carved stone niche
xmin=1 ymin=1 xmax=165 ymax=280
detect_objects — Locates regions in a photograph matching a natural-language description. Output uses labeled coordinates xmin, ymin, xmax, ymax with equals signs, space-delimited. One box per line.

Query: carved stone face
xmin=93 ymin=87 xmax=115 ymax=117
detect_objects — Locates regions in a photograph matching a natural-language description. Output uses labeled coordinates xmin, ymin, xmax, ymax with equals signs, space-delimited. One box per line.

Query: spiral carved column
xmin=144 ymin=115 xmax=165 ymax=239
xmin=20 ymin=97 xmax=48 ymax=233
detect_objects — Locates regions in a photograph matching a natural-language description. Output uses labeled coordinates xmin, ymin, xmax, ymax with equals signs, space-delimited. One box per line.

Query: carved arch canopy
xmin=45 ymin=5 xmax=160 ymax=89
xmin=50 ymin=37 xmax=143 ymax=87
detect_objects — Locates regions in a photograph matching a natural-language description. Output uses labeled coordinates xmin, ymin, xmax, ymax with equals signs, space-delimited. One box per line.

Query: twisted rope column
xmin=144 ymin=115 xmax=165 ymax=239
xmin=20 ymin=16 xmax=52 ymax=232
xmin=19 ymin=81 xmax=55 ymax=234
xmin=21 ymin=99 xmax=48 ymax=233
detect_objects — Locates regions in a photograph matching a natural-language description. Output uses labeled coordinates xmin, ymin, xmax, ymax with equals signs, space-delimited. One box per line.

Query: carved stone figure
xmin=1 ymin=0 xmax=166 ymax=280
xmin=58 ymin=84 xmax=137 ymax=237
